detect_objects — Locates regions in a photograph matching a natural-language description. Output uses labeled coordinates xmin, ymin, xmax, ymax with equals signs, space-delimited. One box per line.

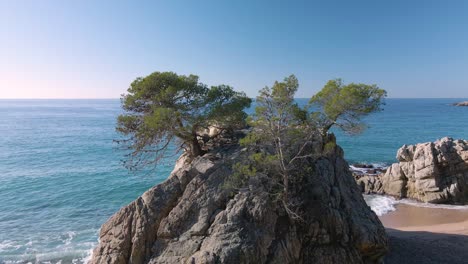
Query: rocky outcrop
xmin=351 ymin=165 xmax=386 ymax=195
xmin=453 ymin=101 xmax=468 ymax=106
xmin=359 ymin=137 xmax=468 ymax=204
xmin=91 ymin=136 xmax=388 ymax=264
xmin=355 ymin=174 xmax=384 ymax=195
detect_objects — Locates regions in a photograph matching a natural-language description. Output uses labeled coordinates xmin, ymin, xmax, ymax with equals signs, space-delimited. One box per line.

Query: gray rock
xmin=356 ymin=137 xmax=468 ymax=204
xmin=355 ymin=175 xmax=384 ymax=194
xmin=453 ymin=101 xmax=468 ymax=106
xmin=91 ymin=136 xmax=388 ymax=264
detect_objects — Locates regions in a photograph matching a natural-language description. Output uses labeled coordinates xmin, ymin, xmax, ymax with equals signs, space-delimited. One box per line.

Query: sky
xmin=0 ymin=0 xmax=467 ymax=99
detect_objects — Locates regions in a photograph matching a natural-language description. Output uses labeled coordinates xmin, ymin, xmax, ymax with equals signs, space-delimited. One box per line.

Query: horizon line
xmin=0 ymin=97 xmax=467 ymax=100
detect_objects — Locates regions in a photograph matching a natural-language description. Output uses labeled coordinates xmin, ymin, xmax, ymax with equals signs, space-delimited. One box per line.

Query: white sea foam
xmin=349 ymin=163 xmax=389 ymax=175
xmin=349 ymin=165 xmax=371 ymax=173
xmin=363 ymin=194 xmax=398 ymax=216
xmin=0 ymin=240 xmax=21 ymax=251
xmin=63 ymin=231 xmax=76 ymax=246
xmin=1 ymin=239 xmax=95 ymax=264
xmin=399 ymin=198 xmax=468 ymax=210
xmin=350 ymin=162 xmax=389 ymax=169
xmin=364 ymin=194 xmax=468 ymax=216
xmin=81 ymin=247 xmax=94 ymax=264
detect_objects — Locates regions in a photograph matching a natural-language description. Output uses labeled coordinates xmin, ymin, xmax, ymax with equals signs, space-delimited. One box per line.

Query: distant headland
xmin=453 ymin=101 xmax=468 ymax=106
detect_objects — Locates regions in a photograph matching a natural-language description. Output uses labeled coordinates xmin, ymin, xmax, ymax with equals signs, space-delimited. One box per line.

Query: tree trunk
xmin=189 ymin=135 xmax=203 ymax=158
xmin=283 ymin=174 xmax=289 ymax=203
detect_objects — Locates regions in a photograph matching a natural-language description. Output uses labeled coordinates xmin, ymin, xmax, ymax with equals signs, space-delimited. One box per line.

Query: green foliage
xmin=239 ymin=132 xmax=262 ymax=147
xmin=323 ymin=141 xmax=336 ymax=154
xmin=232 ymin=75 xmax=386 ymax=217
xmin=309 ymin=79 xmax=387 ymax=134
xmin=247 ymin=75 xmax=317 ymax=158
xmin=234 ymin=75 xmax=320 ymax=207
xmin=251 ymin=75 xmax=308 ymax=131
xmin=224 ymin=152 xmax=279 ymax=190
xmin=117 ymin=71 xmax=251 ymax=170
xmin=223 ymin=163 xmax=254 ymax=190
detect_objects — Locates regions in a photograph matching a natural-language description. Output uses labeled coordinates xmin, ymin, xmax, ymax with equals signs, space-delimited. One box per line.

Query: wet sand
xmin=380 ymin=203 xmax=468 ymax=233
xmin=380 ymin=204 xmax=468 ymax=264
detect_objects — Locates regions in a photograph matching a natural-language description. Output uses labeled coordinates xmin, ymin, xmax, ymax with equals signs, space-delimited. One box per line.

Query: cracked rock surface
xmin=356 ymin=137 xmax=468 ymax=204
xmin=91 ymin=138 xmax=388 ymax=264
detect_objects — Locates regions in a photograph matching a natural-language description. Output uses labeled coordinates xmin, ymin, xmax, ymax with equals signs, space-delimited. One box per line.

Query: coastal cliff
xmin=91 ymin=135 xmax=388 ymax=264
xmin=356 ymin=137 xmax=468 ymax=204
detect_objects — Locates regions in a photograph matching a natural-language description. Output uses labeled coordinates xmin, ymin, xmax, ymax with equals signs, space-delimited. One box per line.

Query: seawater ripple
xmin=0 ymin=98 xmax=467 ymax=263
xmin=0 ymin=100 xmax=173 ymax=263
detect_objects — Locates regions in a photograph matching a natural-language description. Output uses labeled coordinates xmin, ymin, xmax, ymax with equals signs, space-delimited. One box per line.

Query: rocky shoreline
xmin=90 ymin=136 xmax=468 ymax=263
xmin=354 ymin=137 xmax=468 ymax=204
xmin=350 ymin=164 xmax=387 ymax=176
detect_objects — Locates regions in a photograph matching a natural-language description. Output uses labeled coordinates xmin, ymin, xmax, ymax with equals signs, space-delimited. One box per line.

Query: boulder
xmin=355 ymin=175 xmax=384 ymax=195
xmin=358 ymin=137 xmax=468 ymax=204
xmin=453 ymin=101 xmax=468 ymax=106
xmin=353 ymin=164 xmax=374 ymax=169
xmin=91 ymin=136 xmax=388 ymax=264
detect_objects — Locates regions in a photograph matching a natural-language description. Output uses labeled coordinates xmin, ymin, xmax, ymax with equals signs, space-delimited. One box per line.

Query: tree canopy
xmin=116 ymin=71 xmax=386 ymax=175
xmin=310 ymin=79 xmax=387 ymax=135
xmin=232 ymin=75 xmax=386 ymax=219
xmin=116 ymin=71 xmax=251 ymax=169
xmin=236 ymin=76 xmax=315 ymax=213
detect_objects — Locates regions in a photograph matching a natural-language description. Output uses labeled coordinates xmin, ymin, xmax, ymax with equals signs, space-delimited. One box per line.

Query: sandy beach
xmin=380 ymin=204 xmax=468 ymax=264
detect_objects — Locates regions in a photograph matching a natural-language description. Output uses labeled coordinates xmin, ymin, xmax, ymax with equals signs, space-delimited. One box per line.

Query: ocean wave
xmin=0 ymin=240 xmax=22 ymax=251
xmin=364 ymin=194 xmax=468 ymax=216
xmin=79 ymin=248 xmax=94 ymax=264
xmin=1 ymin=248 xmax=92 ymax=264
xmin=61 ymin=231 xmax=76 ymax=246
xmin=363 ymin=194 xmax=398 ymax=216
xmin=399 ymin=198 xmax=468 ymax=210
xmin=349 ymin=162 xmax=389 ymax=169
xmin=349 ymin=163 xmax=389 ymax=175
xmin=0 ymin=231 xmax=95 ymax=264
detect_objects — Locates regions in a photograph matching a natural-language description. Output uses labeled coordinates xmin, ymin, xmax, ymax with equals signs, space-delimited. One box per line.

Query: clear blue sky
xmin=1 ymin=0 xmax=467 ymax=98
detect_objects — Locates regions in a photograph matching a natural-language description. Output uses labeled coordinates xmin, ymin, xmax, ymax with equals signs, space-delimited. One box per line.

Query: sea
xmin=0 ymin=98 xmax=467 ymax=263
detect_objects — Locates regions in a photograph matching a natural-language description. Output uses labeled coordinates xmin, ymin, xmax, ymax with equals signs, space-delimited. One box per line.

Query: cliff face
xmin=91 ymin=137 xmax=388 ymax=264
xmin=357 ymin=137 xmax=468 ymax=204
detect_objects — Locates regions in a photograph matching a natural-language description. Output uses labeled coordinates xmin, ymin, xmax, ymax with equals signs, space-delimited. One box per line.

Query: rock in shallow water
xmin=91 ymin=137 xmax=388 ymax=264
xmin=453 ymin=101 xmax=468 ymax=106
xmin=356 ymin=137 xmax=468 ymax=204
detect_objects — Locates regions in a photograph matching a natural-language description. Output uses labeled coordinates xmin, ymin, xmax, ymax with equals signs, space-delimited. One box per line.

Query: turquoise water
xmin=334 ymin=98 xmax=468 ymax=165
xmin=0 ymin=98 xmax=467 ymax=263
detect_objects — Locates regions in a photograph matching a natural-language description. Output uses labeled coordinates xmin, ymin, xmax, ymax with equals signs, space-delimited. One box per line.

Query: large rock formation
xmin=357 ymin=137 xmax=468 ymax=204
xmin=91 ymin=135 xmax=388 ymax=264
